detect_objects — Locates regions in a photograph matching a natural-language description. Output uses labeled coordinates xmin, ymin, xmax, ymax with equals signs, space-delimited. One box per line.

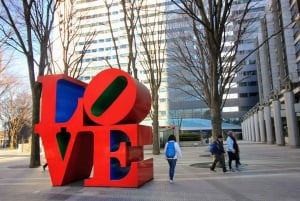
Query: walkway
xmin=0 ymin=141 xmax=299 ymax=201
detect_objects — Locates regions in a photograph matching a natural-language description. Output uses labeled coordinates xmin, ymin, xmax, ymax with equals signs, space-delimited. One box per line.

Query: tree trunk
xmin=29 ymin=82 xmax=42 ymax=168
xmin=210 ymin=101 xmax=223 ymax=139
xmin=152 ymin=96 xmax=160 ymax=155
xmin=9 ymin=132 xmax=14 ymax=149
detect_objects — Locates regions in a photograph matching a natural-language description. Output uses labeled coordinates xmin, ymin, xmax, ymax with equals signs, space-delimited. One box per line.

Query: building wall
xmin=242 ymin=0 xmax=300 ymax=147
xmin=221 ymin=0 xmax=266 ymax=121
xmin=52 ymin=0 xmax=266 ymax=128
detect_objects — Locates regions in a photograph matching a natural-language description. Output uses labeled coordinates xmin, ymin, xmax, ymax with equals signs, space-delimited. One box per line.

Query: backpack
xmin=166 ymin=141 xmax=176 ymax=158
xmin=209 ymin=142 xmax=216 ymax=153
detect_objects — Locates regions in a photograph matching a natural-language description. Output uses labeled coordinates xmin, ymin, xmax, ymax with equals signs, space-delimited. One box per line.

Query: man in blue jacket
xmin=210 ymin=135 xmax=227 ymax=173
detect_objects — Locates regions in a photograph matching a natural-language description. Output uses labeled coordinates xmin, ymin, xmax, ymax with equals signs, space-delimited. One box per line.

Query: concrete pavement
xmin=0 ymin=141 xmax=300 ymax=201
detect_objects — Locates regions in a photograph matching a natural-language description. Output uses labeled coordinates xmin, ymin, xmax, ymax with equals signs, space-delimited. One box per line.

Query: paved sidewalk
xmin=0 ymin=141 xmax=300 ymax=201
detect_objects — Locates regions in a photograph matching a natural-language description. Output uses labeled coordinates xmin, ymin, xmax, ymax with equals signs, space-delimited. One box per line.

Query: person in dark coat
xmin=210 ymin=135 xmax=227 ymax=173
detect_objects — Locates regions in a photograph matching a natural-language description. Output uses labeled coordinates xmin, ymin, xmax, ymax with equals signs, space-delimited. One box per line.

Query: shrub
xmin=179 ymin=133 xmax=201 ymax=141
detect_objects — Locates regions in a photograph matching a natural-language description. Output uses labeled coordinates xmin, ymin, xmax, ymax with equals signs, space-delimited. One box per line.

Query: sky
xmin=0 ymin=53 xmax=30 ymax=131
xmin=3 ymin=50 xmax=30 ymax=91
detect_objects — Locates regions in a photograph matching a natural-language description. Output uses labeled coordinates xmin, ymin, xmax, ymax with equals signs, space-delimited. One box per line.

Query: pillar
xmin=284 ymin=91 xmax=300 ymax=147
xmin=264 ymin=105 xmax=274 ymax=144
xmin=250 ymin=115 xmax=256 ymax=142
xmin=258 ymin=109 xmax=266 ymax=143
xmin=273 ymin=100 xmax=285 ymax=145
xmin=254 ymin=111 xmax=260 ymax=142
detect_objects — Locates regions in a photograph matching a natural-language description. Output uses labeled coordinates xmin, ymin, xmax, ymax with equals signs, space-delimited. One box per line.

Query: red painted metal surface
xmin=35 ymin=69 xmax=153 ymax=187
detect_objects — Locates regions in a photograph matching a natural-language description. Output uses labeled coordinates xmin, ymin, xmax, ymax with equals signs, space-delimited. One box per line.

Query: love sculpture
xmin=35 ymin=68 xmax=153 ymax=187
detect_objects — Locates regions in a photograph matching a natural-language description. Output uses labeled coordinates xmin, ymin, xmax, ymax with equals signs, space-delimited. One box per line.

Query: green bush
xmin=179 ymin=133 xmax=201 ymax=141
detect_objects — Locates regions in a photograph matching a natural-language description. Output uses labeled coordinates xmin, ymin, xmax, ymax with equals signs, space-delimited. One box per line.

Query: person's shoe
xmin=43 ymin=164 xmax=46 ymax=171
xmin=169 ymin=180 xmax=173 ymax=184
xmin=210 ymin=167 xmax=216 ymax=172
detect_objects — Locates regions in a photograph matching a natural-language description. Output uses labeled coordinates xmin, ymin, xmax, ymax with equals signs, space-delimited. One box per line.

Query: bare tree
xmin=138 ymin=1 xmax=166 ymax=154
xmin=169 ymin=0 xmax=255 ymax=137
xmin=49 ymin=0 xmax=96 ymax=78
xmin=0 ymin=86 xmax=31 ymax=149
xmin=0 ymin=55 xmax=8 ymax=97
xmin=104 ymin=0 xmax=166 ymax=153
xmin=0 ymin=41 xmax=15 ymax=98
xmin=104 ymin=0 xmax=143 ymax=79
xmin=0 ymin=72 xmax=15 ymax=99
xmin=0 ymin=0 xmax=57 ymax=167
xmin=0 ymin=60 xmax=31 ymax=149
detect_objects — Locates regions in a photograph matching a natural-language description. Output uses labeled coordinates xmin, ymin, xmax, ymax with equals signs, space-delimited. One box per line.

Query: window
xmin=248 ymin=81 xmax=257 ymax=86
xmin=239 ymin=82 xmax=247 ymax=87
xmin=160 ymin=98 xmax=166 ymax=103
xmin=239 ymin=93 xmax=248 ymax=97
xmin=249 ymin=92 xmax=258 ymax=97
xmin=222 ymin=107 xmax=239 ymax=112
xmin=159 ymin=111 xmax=166 ymax=117
xmin=223 ymin=93 xmax=238 ymax=99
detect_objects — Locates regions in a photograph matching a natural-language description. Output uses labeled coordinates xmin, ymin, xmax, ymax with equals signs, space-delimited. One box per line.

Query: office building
xmin=52 ymin=0 xmax=266 ymax=131
xmin=242 ymin=0 xmax=300 ymax=147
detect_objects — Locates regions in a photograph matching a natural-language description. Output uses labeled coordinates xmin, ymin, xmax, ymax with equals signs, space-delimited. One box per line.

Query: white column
xmin=242 ymin=121 xmax=247 ymax=140
xmin=247 ymin=117 xmax=251 ymax=141
xmin=254 ymin=111 xmax=260 ymax=142
xmin=245 ymin=118 xmax=250 ymax=141
xmin=264 ymin=105 xmax=274 ymax=144
xmin=258 ymin=109 xmax=266 ymax=143
xmin=250 ymin=115 xmax=256 ymax=142
xmin=284 ymin=91 xmax=300 ymax=147
xmin=273 ymin=100 xmax=285 ymax=145
xmin=241 ymin=121 xmax=245 ymax=140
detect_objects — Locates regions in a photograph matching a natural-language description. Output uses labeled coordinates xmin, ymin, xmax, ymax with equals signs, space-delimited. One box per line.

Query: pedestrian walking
xmin=164 ymin=134 xmax=182 ymax=184
xmin=40 ymin=139 xmax=48 ymax=171
xmin=226 ymin=131 xmax=240 ymax=172
xmin=210 ymin=134 xmax=227 ymax=173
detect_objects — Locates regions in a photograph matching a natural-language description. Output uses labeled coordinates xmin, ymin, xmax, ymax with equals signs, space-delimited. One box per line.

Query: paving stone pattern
xmin=0 ymin=141 xmax=300 ymax=201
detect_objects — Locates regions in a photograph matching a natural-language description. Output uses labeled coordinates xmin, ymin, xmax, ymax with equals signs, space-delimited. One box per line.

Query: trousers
xmin=167 ymin=159 xmax=177 ymax=180
xmin=211 ymin=154 xmax=226 ymax=172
